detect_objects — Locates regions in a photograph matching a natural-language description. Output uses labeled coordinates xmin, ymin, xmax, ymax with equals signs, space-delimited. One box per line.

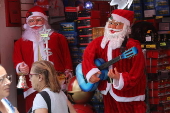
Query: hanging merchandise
xmin=34 ymin=0 xmax=50 ymax=11
xmin=48 ymin=0 xmax=65 ymax=24
xmin=17 ymin=75 xmax=29 ymax=89
xmin=110 ymin=0 xmax=133 ymax=9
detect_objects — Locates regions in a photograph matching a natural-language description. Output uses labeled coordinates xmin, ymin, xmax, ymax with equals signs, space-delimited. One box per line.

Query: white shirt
xmin=32 ymin=88 xmax=68 ymax=113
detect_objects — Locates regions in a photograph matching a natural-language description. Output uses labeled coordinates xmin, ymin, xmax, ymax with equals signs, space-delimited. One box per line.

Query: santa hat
xmin=109 ymin=9 xmax=134 ymax=26
xmin=23 ymin=6 xmax=48 ymax=29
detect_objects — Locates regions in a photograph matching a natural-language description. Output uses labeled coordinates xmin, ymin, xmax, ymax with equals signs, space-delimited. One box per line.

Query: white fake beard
xmin=22 ymin=22 xmax=51 ymax=42
xmin=101 ymin=22 xmax=130 ymax=50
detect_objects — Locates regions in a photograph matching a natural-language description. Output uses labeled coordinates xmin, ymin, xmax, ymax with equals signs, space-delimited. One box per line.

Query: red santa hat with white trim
xmin=23 ymin=6 xmax=48 ymax=29
xmin=109 ymin=9 xmax=134 ymax=26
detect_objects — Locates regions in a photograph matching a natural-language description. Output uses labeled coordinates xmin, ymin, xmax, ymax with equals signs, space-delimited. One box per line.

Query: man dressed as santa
xmin=13 ymin=6 xmax=73 ymax=112
xmin=82 ymin=9 xmax=146 ymax=113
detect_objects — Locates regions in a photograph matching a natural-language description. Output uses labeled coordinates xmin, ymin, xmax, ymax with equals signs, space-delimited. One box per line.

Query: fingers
xmin=21 ymin=62 xmax=25 ymax=67
xmin=108 ymin=67 xmax=120 ymax=79
xmin=19 ymin=62 xmax=29 ymax=75
xmin=89 ymin=74 xmax=100 ymax=83
xmin=114 ymin=67 xmax=118 ymax=74
xmin=96 ymin=71 xmax=101 ymax=75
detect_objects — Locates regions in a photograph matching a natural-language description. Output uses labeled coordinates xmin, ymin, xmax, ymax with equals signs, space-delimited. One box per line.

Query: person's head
xmin=29 ymin=60 xmax=61 ymax=93
xmin=23 ymin=6 xmax=48 ymax=30
xmin=0 ymin=65 xmax=12 ymax=99
xmin=22 ymin=6 xmax=51 ymax=41
xmin=131 ymin=21 xmax=158 ymax=43
xmin=101 ymin=9 xmax=134 ymax=49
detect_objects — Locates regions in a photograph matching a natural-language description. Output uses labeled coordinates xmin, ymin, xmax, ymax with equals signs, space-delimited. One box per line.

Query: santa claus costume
xmin=13 ymin=6 xmax=73 ymax=112
xmin=82 ymin=9 xmax=146 ymax=113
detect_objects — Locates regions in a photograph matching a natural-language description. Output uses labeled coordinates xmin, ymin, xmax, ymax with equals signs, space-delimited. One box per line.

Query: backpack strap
xmin=39 ymin=91 xmax=51 ymax=113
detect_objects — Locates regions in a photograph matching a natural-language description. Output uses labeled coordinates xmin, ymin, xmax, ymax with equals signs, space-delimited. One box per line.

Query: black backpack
xmin=27 ymin=91 xmax=51 ymax=113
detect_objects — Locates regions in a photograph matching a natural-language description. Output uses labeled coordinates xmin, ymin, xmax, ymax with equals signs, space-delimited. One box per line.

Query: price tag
xmin=167 ymin=97 xmax=170 ymax=100
xmin=41 ymin=34 xmax=48 ymax=37
xmin=146 ymin=44 xmax=156 ymax=49
xmin=145 ymin=36 xmax=151 ymax=41
xmin=160 ymin=42 xmax=166 ymax=46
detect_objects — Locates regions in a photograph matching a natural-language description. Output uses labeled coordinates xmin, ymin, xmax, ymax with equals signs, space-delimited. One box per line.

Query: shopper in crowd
xmin=13 ymin=6 xmax=73 ymax=112
xmin=0 ymin=65 xmax=19 ymax=113
xmin=29 ymin=60 xmax=76 ymax=113
xmin=81 ymin=9 xmax=146 ymax=113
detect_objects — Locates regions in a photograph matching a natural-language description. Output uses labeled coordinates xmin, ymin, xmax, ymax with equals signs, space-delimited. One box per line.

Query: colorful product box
xmin=78 ymin=36 xmax=93 ymax=45
xmin=155 ymin=6 xmax=170 ymax=16
xmin=78 ymin=27 xmax=92 ymax=36
xmin=69 ymin=46 xmax=79 ymax=53
xmin=77 ymin=18 xmax=100 ymax=29
xmin=148 ymin=80 xmax=166 ymax=89
xmin=60 ymin=22 xmax=76 ymax=32
xmin=146 ymin=50 xmax=167 ymax=58
xmin=146 ymin=65 xmax=166 ymax=73
xmin=59 ymin=31 xmax=77 ymax=45
xmin=144 ymin=0 xmax=154 ymax=2
xmin=146 ymin=58 xmax=169 ymax=66
xmin=134 ymin=10 xmax=144 ymax=19
xmin=144 ymin=2 xmax=155 ymax=10
xmin=133 ymin=0 xmax=142 ymax=4
xmin=155 ymin=0 xmax=169 ymax=7
xmin=131 ymin=3 xmax=143 ymax=10
xmin=149 ymin=88 xmax=165 ymax=97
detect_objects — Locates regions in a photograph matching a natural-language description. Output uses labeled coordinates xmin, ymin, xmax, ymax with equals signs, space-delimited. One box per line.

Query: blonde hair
xmin=32 ymin=60 xmax=61 ymax=93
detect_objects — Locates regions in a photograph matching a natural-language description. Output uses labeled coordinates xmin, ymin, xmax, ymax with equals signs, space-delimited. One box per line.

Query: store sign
xmin=110 ymin=0 xmax=133 ymax=9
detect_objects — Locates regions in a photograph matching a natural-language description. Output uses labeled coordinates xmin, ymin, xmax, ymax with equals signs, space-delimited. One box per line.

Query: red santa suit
xmin=82 ymin=36 xmax=146 ymax=113
xmin=13 ymin=31 xmax=73 ymax=112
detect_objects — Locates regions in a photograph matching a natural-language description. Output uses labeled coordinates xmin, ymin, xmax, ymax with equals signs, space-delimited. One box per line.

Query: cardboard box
xmin=92 ymin=27 xmax=104 ymax=40
xmin=159 ymin=22 xmax=170 ymax=31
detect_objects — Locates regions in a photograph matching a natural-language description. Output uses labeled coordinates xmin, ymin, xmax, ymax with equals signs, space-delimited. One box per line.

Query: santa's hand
xmin=19 ymin=62 xmax=29 ymax=75
xmin=64 ymin=69 xmax=73 ymax=78
xmin=108 ymin=68 xmax=120 ymax=80
xmin=89 ymin=71 xmax=101 ymax=83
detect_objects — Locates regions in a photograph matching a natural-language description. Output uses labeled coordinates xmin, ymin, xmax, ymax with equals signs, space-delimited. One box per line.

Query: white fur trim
xmin=33 ymin=41 xmax=46 ymax=62
xmin=16 ymin=63 xmax=22 ymax=74
xmin=113 ymin=73 xmax=124 ymax=90
xmin=112 ymin=14 xmax=130 ymax=26
xmin=33 ymin=42 xmax=39 ymax=62
xmin=24 ymin=88 xmax=36 ymax=98
xmin=26 ymin=12 xmax=48 ymax=23
xmin=107 ymin=45 xmax=112 ymax=61
xmin=86 ymin=68 xmax=100 ymax=83
xmin=23 ymin=24 xmax=27 ymax=29
xmin=100 ymin=82 xmax=112 ymax=95
xmin=109 ymin=87 xmax=145 ymax=102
